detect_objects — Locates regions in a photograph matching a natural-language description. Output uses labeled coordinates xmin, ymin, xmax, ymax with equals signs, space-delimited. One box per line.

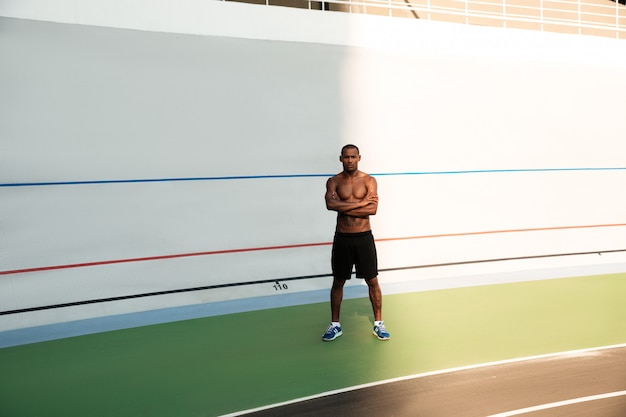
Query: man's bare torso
xmin=327 ymin=171 xmax=377 ymax=233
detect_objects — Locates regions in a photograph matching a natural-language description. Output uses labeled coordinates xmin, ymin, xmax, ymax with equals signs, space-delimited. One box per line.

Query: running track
xmin=232 ymin=345 xmax=626 ymax=417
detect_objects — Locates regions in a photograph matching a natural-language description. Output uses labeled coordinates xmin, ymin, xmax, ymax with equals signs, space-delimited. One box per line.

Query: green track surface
xmin=1 ymin=273 xmax=625 ymax=417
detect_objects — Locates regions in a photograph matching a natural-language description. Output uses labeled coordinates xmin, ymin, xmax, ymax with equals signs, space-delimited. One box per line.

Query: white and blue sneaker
xmin=373 ymin=321 xmax=390 ymax=340
xmin=322 ymin=323 xmax=342 ymax=341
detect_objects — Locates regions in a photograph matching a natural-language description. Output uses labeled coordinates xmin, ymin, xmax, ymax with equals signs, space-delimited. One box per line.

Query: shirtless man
xmin=322 ymin=144 xmax=390 ymax=341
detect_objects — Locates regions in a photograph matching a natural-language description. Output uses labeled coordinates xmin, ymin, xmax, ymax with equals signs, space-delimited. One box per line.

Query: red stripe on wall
xmin=1 ymin=223 xmax=624 ymax=276
xmin=0 ymin=242 xmax=332 ymax=276
xmin=376 ymin=223 xmax=626 ymax=242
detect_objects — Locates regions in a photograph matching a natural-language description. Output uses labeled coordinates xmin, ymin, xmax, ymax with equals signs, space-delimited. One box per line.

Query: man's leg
xmin=365 ymin=276 xmax=382 ymax=322
xmin=367 ymin=276 xmax=390 ymax=340
xmin=323 ymin=278 xmax=346 ymax=341
xmin=330 ymin=278 xmax=346 ymax=322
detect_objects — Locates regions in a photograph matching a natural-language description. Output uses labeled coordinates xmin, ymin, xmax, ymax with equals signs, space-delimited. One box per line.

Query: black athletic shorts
xmin=331 ymin=230 xmax=378 ymax=280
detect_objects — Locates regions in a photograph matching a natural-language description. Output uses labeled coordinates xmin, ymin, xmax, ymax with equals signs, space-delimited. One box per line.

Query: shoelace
xmin=326 ymin=324 xmax=339 ymax=334
xmin=376 ymin=323 xmax=387 ymax=333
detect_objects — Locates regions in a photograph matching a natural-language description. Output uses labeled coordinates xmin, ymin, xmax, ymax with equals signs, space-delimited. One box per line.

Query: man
xmin=322 ymin=144 xmax=390 ymax=341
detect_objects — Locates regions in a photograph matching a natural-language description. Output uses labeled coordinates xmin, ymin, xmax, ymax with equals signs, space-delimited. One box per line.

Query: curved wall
xmin=1 ymin=0 xmax=625 ymax=331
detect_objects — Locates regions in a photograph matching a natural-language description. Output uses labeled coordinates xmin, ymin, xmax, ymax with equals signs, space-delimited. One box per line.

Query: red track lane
xmin=1 ymin=223 xmax=625 ymax=276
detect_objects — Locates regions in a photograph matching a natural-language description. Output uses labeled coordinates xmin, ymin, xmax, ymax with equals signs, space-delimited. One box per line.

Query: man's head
xmin=340 ymin=144 xmax=361 ymax=173
xmin=341 ymin=144 xmax=360 ymax=155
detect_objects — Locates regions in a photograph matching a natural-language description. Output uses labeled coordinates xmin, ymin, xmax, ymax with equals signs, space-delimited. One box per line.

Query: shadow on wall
xmin=0 ymin=16 xmax=356 ymax=327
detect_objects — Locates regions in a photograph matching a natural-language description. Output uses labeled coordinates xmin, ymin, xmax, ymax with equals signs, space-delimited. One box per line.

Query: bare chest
xmin=336 ymin=179 xmax=368 ymax=201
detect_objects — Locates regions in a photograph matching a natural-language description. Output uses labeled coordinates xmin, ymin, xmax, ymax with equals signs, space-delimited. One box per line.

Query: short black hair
xmin=341 ymin=144 xmax=360 ymax=155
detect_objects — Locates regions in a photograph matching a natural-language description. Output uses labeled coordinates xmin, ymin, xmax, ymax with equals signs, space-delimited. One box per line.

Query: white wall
xmin=1 ymin=0 xmax=625 ymax=331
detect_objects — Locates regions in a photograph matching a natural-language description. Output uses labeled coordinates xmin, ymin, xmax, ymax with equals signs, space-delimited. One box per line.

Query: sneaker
xmin=373 ymin=322 xmax=390 ymax=340
xmin=322 ymin=324 xmax=342 ymax=341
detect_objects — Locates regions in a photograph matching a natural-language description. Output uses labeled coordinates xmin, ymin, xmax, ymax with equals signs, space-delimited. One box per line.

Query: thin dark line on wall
xmin=1 ymin=167 xmax=624 ymax=187
xmin=1 ymin=248 xmax=624 ymax=316
xmin=1 ymin=224 xmax=625 ymax=277
xmin=0 ymin=273 xmax=331 ymax=316
xmin=380 ymin=249 xmax=626 ymax=272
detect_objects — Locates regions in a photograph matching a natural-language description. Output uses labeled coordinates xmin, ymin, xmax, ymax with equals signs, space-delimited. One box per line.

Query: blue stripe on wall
xmin=1 ymin=167 xmax=625 ymax=187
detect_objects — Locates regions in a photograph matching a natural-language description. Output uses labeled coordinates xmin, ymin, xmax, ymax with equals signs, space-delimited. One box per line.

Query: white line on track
xmin=219 ymin=343 xmax=626 ymax=417
xmin=485 ymin=390 xmax=626 ymax=417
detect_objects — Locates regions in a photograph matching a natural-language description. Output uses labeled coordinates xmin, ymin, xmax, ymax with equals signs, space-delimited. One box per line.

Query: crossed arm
xmin=325 ymin=176 xmax=378 ymax=218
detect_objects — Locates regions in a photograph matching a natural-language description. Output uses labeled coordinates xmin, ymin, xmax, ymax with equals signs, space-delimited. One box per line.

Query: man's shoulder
xmin=329 ymin=172 xmax=346 ymax=181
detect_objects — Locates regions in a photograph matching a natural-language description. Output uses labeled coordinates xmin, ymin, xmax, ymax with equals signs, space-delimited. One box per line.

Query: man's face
xmin=340 ymin=148 xmax=361 ymax=173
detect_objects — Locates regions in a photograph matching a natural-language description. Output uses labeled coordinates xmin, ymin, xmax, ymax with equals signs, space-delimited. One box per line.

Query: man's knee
xmin=365 ymin=276 xmax=379 ymax=288
xmin=331 ymin=278 xmax=347 ymax=290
